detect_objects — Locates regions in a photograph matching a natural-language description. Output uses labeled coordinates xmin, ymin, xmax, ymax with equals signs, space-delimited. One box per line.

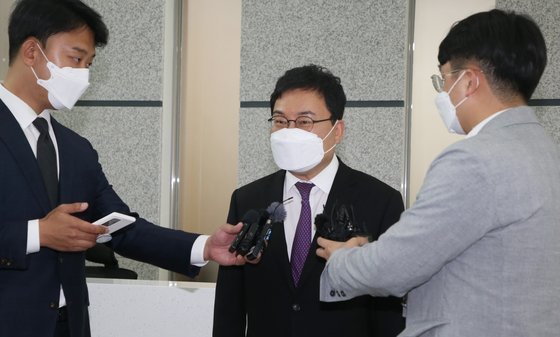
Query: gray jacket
xmin=320 ymin=106 xmax=560 ymax=336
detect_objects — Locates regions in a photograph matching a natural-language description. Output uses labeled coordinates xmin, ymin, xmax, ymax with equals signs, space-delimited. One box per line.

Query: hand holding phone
xmin=93 ymin=212 xmax=136 ymax=243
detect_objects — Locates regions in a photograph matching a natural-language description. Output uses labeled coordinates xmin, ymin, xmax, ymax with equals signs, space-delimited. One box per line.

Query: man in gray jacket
xmin=317 ymin=9 xmax=560 ymax=337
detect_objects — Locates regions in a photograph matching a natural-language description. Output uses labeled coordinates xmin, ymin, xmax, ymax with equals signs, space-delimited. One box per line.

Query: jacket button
xmin=292 ymin=304 xmax=301 ymax=311
xmin=58 ymin=257 xmax=63 ymax=263
xmin=49 ymin=302 xmax=57 ymax=309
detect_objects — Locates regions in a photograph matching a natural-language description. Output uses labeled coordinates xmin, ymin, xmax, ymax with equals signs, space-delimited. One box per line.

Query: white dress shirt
xmin=466 ymin=108 xmax=509 ymax=138
xmin=283 ymin=155 xmax=339 ymax=259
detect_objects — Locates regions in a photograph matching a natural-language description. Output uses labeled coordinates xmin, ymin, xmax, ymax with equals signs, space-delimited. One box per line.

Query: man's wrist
xmin=190 ymin=235 xmax=210 ymax=267
xmin=27 ymin=219 xmax=41 ymax=254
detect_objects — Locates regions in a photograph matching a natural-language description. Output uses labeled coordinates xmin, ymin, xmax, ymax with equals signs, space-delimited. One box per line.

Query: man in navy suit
xmin=213 ymin=65 xmax=405 ymax=337
xmin=0 ymin=1 xmax=244 ymax=336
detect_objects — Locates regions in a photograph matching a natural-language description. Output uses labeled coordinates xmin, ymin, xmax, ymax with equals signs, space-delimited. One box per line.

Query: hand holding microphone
xmin=246 ymin=202 xmax=287 ymax=261
xmin=229 ymin=201 xmax=287 ymax=261
xmin=315 ymin=203 xmax=370 ymax=242
xmin=228 ymin=209 xmax=260 ymax=255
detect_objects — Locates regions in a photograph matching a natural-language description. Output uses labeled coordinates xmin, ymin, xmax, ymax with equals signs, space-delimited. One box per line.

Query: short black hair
xmin=8 ymin=0 xmax=109 ymax=64
xmin=270 ymin=64 xmax=347 ymax=121
xmin=438 ymin=9 xmax=547 ymax=102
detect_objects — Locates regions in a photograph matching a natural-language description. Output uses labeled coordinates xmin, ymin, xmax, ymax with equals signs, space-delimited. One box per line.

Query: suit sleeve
xmin=321 ymin=145 xmax=496 ymax=300
xmin=0 ymin=219 xmax=28 ymax=270
xmin=84 ymin=141 xmax=200 ymax=277
xmin=213 ymin=190 xmax=246 ymax=337
xmin=377 ymin=188 xmax=404 ymax=237
xmin=370 ymin=188 xmax=405 ymax=336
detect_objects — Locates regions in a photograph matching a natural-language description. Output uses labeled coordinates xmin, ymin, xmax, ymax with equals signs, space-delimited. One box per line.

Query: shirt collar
xmin=466 ymin=108 xmax=510 ymax=138
xmin=285 ymin=155 xmax=339 ymax=194
xmin=0 ymin=82 xmax=51 ymax=129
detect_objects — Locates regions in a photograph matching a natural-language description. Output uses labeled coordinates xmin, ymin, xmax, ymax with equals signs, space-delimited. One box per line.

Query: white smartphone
xmin=93 ymin=212 xmax=136 ymax=243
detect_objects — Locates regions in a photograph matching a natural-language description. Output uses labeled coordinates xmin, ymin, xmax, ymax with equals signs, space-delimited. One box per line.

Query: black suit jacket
xmin=0 ymin=101 xmax=200 ymax=337
xmin=213 ymin=161 xmax=405 ymax=337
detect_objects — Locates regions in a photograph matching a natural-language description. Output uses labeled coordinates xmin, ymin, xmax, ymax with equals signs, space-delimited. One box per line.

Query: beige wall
xmin=0 ymin=0 xmax=14 ymax=79
xmin=179 ymin=0 xmax=242 ymax=281
xmin=409 ymin=0 xmax=495 ymax=205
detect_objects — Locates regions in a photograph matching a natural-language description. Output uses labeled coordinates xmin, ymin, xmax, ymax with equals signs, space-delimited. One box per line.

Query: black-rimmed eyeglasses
xmin=268 ymin=115 xmax=332 ymax=132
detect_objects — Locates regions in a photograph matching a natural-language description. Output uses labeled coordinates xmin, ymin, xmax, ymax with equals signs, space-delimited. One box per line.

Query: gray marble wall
xmin=239 ymin=0 xmax=410 ymax=193
xmin=497 ymin=1 xmax=560 ymax=144
xmin=53 ymin=0 xmax=167 ymax=280
xmin=0 ymin=1 xmax=12 ymax=79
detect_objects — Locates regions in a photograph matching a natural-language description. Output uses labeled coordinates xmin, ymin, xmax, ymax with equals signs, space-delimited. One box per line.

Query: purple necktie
xmin=291 ymin=182 xmax=314 ymax=286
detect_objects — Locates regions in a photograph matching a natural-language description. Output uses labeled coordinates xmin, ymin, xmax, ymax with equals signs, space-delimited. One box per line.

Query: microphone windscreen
xmin=242 ymin=209 xmax=260 ymax=224
xmin=267 ymin=202 xmax=287 ymax=223
xmin=314 ymin=213 xmax=328 ymax=228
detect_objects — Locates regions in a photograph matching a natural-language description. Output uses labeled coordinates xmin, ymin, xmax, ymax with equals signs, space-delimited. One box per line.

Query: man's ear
xmin=334 ymin=119 xmax=345 ymax=144
xmin=20 ymin=38 xmax=41 ymax=67
xmin=465 ymin=70 xmax=481 ymax=97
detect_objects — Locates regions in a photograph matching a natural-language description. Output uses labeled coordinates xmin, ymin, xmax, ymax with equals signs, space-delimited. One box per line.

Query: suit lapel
xmin=0 ymin=101 xmax=52 ymax=213
xmin=254 ymin=170 xmax=304 ymax=291
xmin=51 ymin=117 xmax=75 ymax=205
xmin=268 ymin=213 xmax=296 ymax=290
xmin=323 ymin=160 xmax=356 ymax=214
xmin=263 ymin=171 xmax=296 ymax=290
xmin=296 ymin=160 xmax=357 ymax=289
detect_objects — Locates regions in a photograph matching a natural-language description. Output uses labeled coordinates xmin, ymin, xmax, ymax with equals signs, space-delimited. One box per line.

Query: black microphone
xmin=237 ymin=209 xmax=268 ymax=256
xmin=246 ymin=202 xmax=287 ymax=261
xmin=229 ymin=209 xmax=260 ymax=253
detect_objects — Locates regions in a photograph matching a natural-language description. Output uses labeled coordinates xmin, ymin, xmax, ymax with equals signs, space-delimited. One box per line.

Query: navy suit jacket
xmin=213 ymin=161 xmax=405 ymax=337
xmin=0 ymin=100 xmax=200 ymax=337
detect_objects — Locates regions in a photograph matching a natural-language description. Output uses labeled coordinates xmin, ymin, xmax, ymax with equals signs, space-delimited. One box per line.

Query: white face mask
xmin=30 ymin=44 xmax=90 ymax=110
xmin=435 ymin=70 xmax=468 ymax=135
xmin=270 ymin=121 xmax=338 ymax=173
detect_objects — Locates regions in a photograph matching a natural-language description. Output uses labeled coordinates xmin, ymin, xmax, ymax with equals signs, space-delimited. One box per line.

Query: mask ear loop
xmin=30 ymin=66 xmax=41 ymax=81
xmin=322 ymin=120 xmax=338 ymax=140
xmin=454 ymin=71 xmax=481 ymax=109
xmin=322 ymin=120 xmax=339 ymax=154
xmin=447 ymin=70 xmax=466 ymax=94
xmin=35 ymin=43 xmax=50 ymax=61
xmin=30 ymin=43 xmax=52 ymax=81
xmin=447 ymin=70 xmax=469 ymax=108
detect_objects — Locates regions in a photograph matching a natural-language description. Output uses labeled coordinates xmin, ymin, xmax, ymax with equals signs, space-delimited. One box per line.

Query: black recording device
xmin=237 ymin=210 xmax=267 ymax=256
xmin=229 ymin=201 xmax=287 ymax=259
xmin=315 ymin=203 xmax=369 ymax=242
xmin=246 ymin=202 xmax=287 ymax=261
xmin=228 ymin=209 xmax=260 ymax=254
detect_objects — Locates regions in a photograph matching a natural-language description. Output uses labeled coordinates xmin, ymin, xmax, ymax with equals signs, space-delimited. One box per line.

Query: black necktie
xmin=33 ymin=117 xmax=58 ymax=208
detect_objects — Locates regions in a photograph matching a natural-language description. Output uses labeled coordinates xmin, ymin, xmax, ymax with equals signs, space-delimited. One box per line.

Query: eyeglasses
xmin=268 ymin=115 xmax=333 ymax=132
xmin=431 ymin=68 xmax=484 ymax=93
xmin=430 ymin=69 xmax=464 ymax=93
